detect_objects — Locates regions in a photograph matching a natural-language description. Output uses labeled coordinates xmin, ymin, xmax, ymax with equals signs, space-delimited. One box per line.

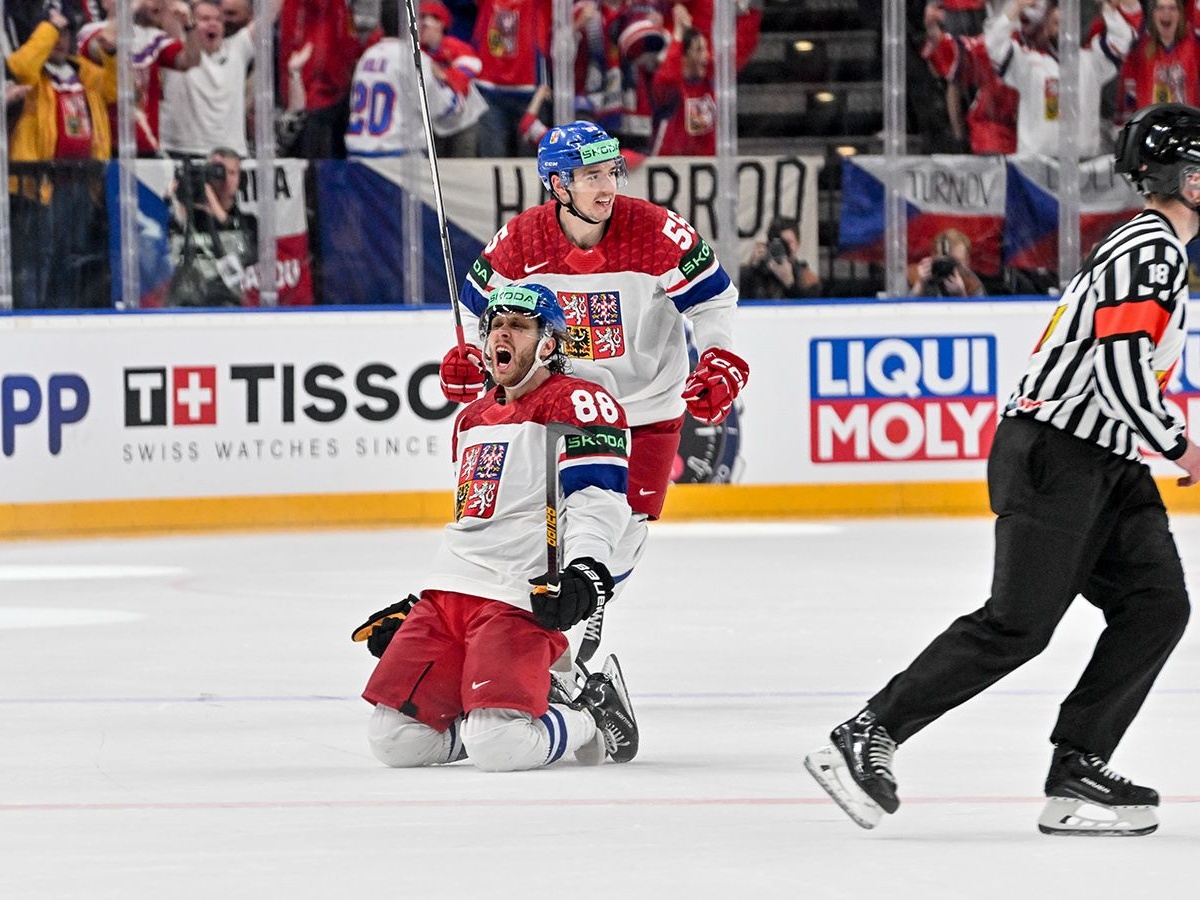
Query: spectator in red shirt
xmin=649 ymin=22 xmax=714 ymax=155
xmin=7 ymin=10 xmax=116 ymax=161
xmin=673 ymin=0 xmax=761 ymax=69
xmin=922 ymin=0 xmax=1018 ymax=154
xmin=419 ymin=0 xmax=487 ymax=157
xmin=6 ymin=9 xmax=117 ymax=308
xmin=278 ymin=0 xmax=369 ymax=159
xmin=472 ymin=0 xmax=551 ymax=158
xmin=1116 ymin=0 xmax=1200 ymax=124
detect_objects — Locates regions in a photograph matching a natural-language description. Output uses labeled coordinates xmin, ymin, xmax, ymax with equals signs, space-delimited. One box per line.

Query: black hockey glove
xmin=351 ymin=594 xmax=418 ymax=659
xmin=529 ymin=558 xmax=613 ymax=632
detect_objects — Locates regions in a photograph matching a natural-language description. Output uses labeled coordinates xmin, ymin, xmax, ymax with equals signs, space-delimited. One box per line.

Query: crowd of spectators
xmin=0 ymin=0 xmax=766 ymax=308
xmin=14 ymin=2 xmax=1198 ymax=306
xmin=3 ymin=0 xmax=762 ymax=166
xmin=906 ymin=0 xmax=1200 ymax=297
xmin=916 ymin=0 xmax=1200 ymax=160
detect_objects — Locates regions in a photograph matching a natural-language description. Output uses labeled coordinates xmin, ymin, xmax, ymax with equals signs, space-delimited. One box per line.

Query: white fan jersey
xmin=346 ymin=37 xmax=462 ymax=157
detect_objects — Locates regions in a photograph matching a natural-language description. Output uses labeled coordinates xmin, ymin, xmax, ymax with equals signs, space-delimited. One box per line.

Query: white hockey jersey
xmin=460 ymin=197 xmax=740 ymax=427
xmin=346 ymin=37 xmax=482 ymax=157
xmin=422 ymin=373 xmax=632 ymax=610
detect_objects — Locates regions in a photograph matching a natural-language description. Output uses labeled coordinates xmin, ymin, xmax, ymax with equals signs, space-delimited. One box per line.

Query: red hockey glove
xmin=439 ymin=344 xmax=486 ymax=403
xmin=681 ymin=347 xmax=749 ymax=424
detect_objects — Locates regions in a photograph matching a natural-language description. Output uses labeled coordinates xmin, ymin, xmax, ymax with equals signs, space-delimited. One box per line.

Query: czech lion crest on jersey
xmin=455 ymin=442 xmax=508 ymax=520
xmin=560 ymin=290 xmax=626 ymax=360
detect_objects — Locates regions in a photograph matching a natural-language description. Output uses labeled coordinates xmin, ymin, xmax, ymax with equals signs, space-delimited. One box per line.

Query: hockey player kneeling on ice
xmin=805 ymin=102 xmax=1200 ymax=836
xmin=440 ymin=119 xmax=749 ymax=666
xmin=354 ymin=284 xmax=638 ymax=771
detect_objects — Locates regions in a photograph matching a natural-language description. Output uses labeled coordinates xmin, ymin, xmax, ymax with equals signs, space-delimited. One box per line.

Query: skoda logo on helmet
xmin=536 ymin=120 xmax=626 ymax=192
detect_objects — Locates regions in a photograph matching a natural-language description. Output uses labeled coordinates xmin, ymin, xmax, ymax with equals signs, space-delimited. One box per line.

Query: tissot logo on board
xmin=123 ymin=362 xmax=455 ymax=427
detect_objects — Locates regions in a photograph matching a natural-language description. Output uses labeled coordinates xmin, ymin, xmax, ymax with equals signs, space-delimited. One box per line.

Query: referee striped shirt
xmin=1003 ymin=209 xmax=1189 ymax=462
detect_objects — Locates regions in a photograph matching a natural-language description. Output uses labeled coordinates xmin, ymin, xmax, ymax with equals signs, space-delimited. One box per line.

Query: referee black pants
xmin=868 ymin=417 xmax=1190 ymax=758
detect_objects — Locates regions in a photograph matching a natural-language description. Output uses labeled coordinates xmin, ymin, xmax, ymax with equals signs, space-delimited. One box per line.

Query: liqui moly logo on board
xmin=809 ymin=335 xmax=998 ymax=463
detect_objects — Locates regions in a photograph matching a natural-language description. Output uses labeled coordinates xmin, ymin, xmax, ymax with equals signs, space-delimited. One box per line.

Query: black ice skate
xmin=1038 ymin=745 xmax=1159 ymax=836
xmin=804 ymin=708 xmax=899 ymax=829
xmin=572 ymin=654 xmax=638 ymax=765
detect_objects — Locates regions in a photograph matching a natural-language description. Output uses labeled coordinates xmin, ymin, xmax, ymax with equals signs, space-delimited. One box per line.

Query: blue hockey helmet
xmin=480 ymin=282 xmax=567 ymax=342
xmin=537 ymin=120 xmax=627 ymax=192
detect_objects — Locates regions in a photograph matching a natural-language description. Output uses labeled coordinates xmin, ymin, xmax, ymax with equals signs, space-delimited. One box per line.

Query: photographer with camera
xmin=166 ymin=147 xmax=259 ymax=307
xmin=738 ymin=216 xmax=821 ymax=300
xmin=910 ymin=228 xmax=986 ymax=297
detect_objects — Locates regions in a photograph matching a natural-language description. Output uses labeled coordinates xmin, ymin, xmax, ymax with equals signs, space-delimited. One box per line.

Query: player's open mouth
xmin=494 ymin=347 xmax=513 ymax=371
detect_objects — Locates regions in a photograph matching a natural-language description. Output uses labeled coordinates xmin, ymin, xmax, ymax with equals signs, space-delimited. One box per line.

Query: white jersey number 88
xmin=571 ymin=389 xmax=620 ymax=424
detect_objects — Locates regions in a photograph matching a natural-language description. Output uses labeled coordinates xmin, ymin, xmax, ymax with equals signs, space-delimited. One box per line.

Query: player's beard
xmin=490 ymin=340 xmax=539 ymax=389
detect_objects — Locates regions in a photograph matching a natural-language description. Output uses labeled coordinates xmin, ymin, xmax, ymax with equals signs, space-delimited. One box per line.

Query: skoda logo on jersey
xmin=456 ymin=442 xmax=508 ymax=520
xmin=559 ymin=291 xmax=625 ymax=360
xmin=809 ymin=335 xmax=998 ymax=463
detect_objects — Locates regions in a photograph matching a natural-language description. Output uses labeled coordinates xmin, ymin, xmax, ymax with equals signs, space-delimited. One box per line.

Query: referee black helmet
xmin=1115 ymin=102 xmax=1200 ymax=203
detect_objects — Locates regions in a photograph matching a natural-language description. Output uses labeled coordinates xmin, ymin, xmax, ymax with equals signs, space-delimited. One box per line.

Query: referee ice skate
xmin=805 ymin=102 xmax=1200 ymax=836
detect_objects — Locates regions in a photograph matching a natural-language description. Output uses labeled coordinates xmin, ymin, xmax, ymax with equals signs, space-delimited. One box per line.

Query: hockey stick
xmin=533 ymin=421 xmax=610 ymax=667
xmin=402 ymin=0 xmax=466 ymax=348
xmin=535 ymin=421 xmax=589 ymax=595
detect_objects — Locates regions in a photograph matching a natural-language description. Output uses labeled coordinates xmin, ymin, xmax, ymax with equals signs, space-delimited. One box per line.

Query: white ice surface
xmin=2 ymin=518 xmax=1198 ymax=899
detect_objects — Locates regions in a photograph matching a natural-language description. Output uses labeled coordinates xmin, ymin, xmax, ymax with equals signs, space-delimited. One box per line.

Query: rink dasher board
xmin=4 ymin=298 xmax=1200 ymax=537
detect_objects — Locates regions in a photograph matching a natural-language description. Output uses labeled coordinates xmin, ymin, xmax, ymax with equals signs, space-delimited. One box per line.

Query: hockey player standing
xmin=806 ymin=103 xmax=1200 ymax=836
xmin=438 ymin=120 xmax=748 ymax=650
xmin=357 ymin=284 xmax=638 ymax=771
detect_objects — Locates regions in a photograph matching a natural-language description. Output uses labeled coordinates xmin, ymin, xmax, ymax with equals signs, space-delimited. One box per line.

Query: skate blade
xmin=1037 ymin=797 xmax=1159 ymax=837
xmin=601 ymin=655 xmax=635 ymax=722
xmin=601 ymin=655 xmax=638 ymax=764
xmin=804 ymin=745 xmax=883 ymax=830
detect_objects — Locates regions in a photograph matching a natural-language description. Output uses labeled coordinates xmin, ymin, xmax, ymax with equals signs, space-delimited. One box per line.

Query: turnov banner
xmin=838 ymin=154 xmax=1156 ymax=277
xmin=838 ymin=154 xmax=1007 ymax=275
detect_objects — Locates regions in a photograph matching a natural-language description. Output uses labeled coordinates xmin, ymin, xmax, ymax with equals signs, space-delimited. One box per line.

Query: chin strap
xmin=486 ymin=335 xmax=557 ymax=400
xmin=558 ymin=197 xmax=603 ymax=226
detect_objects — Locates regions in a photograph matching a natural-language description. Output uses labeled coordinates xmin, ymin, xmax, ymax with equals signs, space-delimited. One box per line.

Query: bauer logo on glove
xmin=529 ymin=558 xmax=613 ymax=631
xmin=681 ymin=347 xmax=749 ymax=425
